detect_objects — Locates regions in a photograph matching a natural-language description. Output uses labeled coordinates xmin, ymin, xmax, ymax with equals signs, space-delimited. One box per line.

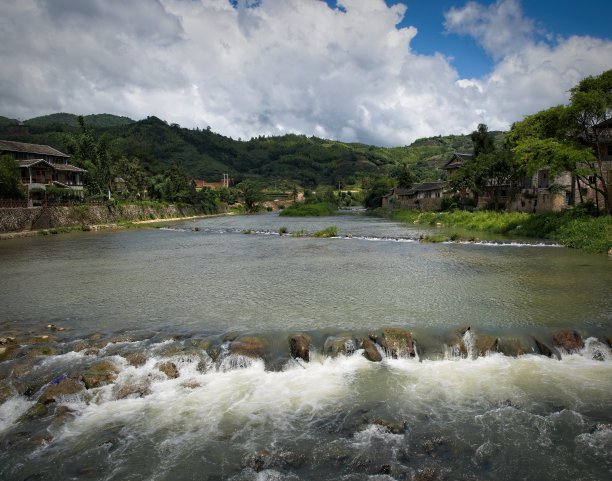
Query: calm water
xmin=0 ymin=212 xmax=611 ymax=480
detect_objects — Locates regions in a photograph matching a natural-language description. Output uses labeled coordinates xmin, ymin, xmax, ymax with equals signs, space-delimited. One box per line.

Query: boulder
xmin=360 ymin=338 xmax=382 ymax=362
xmin=474 ymin=335 xmax=498 ymax=356
xmin=323 ymin=334 xmax=355 ymax=356
xmin=114 ymin=380 xmax=151 ymax=399
xmin=289 ymin=333 xmax=311 ymax=362
xmin=376 ymin=328 xmax=415 ymax=358
xmin=498 ymin=338 xmax=529 ymax=357
xmin=552 ymin=330 xmax=584 ymax=352
xmin=38 ymin=378 xmax=84 ymax=404
xmin=18 ymin=403 xmax=48 ymax=421
xmin=124 ymin=351 xmax=147 ymax=367
xmin=532 ymin=337 xmax=555 ymax=358
xmin=230 ymin=336 xmax=267 ymax=358
xmin=370 ymin=417 xmax=408 ymax=434
xmin=0 ymin=381 xmax=15 ymax=404
xmin=158 ymin=362 xmax=179 ymax=379
xmin=81 ymin=361 xmax=119 ymax=389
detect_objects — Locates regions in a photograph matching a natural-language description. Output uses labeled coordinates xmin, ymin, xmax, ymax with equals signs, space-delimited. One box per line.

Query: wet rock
xmin=498 ymin=338 xmax=529 ymax=357
xmin=289 ymin=333 xmax=311 ymax=362
xmin=51 ymin=406 xmax=76 ymax=427
xmin=415 ymin=467 xmax=438 ymax=481
xmin=187 ymin=338 xmax=210 ymax=350
xmin=376 ymin=328 xmax=415 ymax=358
xmin=0 ymin=381 xmax=15 ymax=404
xmin=28 ymin=433 xmax=54 ymax=446
xmin=208 ymin=346 xmax=222 ymax=362
xmin=124 ymin=351 xmax=147 ymax=367
xmin=0 ymin=343 xmax=19 ymax=362
xmin=70 ymin=340 xmax=90 ymax=352
xmin=158 ymin=361 xmax=179 ymax=379
xmin=18 ymin=403 xmax=49 ymax=421
xmin=532 ymin=337 xmax=555 ymax=358
xmin=359 ymin=338 xmax=382 ymax=362
xmin=81 ymin=361 xmax=119 ymax=389
xmin=181 ymin=380 xmax=201 ymax=389
xmin=552 ymin=330 xmax=584 ymax=352
xmin=370 ymin=417 xmax=408 ymax=434
xmin=157 ymin=343 xmax=187 ymax=357
xmin=607 ymin=336 xmax=612 ymax=348
xmin=114 ymin=380 xmax=151 ymax=399
xmin=26 ymin=346 xmax=58 ymax=358
xmin=243 ymin=449 xmax=305 ymax=472
xmin=324 ymin=333 xmax=355 ymax=356
xmin=223 ymin=332 xmax=240 ymax=342
xmin=38 ymin=378 xmax=84 ymax=404
xmin=22 ymin=335 xmax=53 ymax=345
xmin=230 ymin=336 xmax=267 ymax=358
xmin=474 ymin=335 xmax=498 ymax=356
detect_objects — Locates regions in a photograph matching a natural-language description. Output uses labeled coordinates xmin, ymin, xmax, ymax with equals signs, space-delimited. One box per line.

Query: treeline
xmin=0 ymin=112 xmax=503 ymax=191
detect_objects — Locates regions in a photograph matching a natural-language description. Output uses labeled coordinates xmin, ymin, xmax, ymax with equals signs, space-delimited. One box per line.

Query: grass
xmin=388 ymin=208 xmax=612 ymax=253
xmin=279 ymin=202 xmax=337 ymax=217
xmin=313 ymin=226 xmax=338 ymax=238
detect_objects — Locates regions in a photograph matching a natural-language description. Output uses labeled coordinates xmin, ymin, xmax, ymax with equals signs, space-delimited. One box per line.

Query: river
xmin=0 ymin=211 xmax=611 ymax=480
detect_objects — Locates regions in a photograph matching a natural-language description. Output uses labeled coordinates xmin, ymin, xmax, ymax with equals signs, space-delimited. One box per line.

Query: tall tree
xmin=471 ymin=123 xmax=495 ymax=157
xmin=509 ymin=69 xmax=612 ymax=212
xmin=0 ymin=154 xmax=24 ymax=199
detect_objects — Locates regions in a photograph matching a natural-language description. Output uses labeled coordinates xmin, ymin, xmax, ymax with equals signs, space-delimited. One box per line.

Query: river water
xmin=0 ymin=212 xmax=611 ymax=480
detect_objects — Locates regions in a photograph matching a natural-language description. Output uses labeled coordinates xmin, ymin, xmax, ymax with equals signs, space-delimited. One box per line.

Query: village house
xmin=193 ymin=174 xmax=230 ymax=191
xmin=0 ymin=140 xmax=86 ymax=202
xmin=382 ymin=181 xmax=449 ymax=210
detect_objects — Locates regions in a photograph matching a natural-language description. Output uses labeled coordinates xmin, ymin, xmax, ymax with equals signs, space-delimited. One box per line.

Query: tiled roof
xmin=440 ymin=152 xmax=474 ymax=170
xmin=0 ymin=140 xmax=69 ymax=158
xmin=18 ymin=158 xmax=86 ymax=172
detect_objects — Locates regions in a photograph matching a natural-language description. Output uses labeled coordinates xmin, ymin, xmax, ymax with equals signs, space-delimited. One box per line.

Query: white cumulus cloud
xmin=0 ymin=0 xmax=610 ymax=146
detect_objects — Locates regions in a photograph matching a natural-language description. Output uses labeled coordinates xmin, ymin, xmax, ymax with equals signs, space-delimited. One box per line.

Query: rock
xmin=0 ymin=343 xmax=19 ymax=362
xmin=323 ymin=334 xmax=355 ymax=356
xmin=607 ymin=336 xmax=612 ymax=348
xmin=532 ymin=337 xmax=555 ymax=358
xmin=70 ymin=340 xmax=90 ymax=352
xmin=370 ymin=417 xmax=408 ymax=434
xmin=230 ymin=336 xmax=267 ymax=358
xmin=289 ymin=333 xmax=311 ymax=362
xmin=50 ymin=406 xmax=75 ymax=427
xmin=498 ymin=338 xmax=529 ymax=357
xmin=360 ymin=338 xmax=382 ymax=362
xmin=114 ymin=380 xmax=150 ymax=399
xmin=124 ymin=352 xmax=147 ymax=367
xmin=474 ymin=335 xmax=498 ymax=356
xmin=26 ymin=346 xmax=58 ymax=358
xmin=415 ymin=467 xmax=437 ymax=481
xmin=552 ymin=330 xmax=584 ymax=352
xmin=0 ymin=381 xmax=15 ymax=404
xmin=81 ymin=361 xmax=119 ymax=389
xmin=158 ymin=362 xmax=179 ymax=379
xmin=377 ymin=328 xmax=415 ymax=358
xmin=18 ymin=403 xmax=48 ymax=421
xmin=38 ymin=378 xmax=84 ymax=404
xmin=187 ymin=338 xmax=210 ymax=350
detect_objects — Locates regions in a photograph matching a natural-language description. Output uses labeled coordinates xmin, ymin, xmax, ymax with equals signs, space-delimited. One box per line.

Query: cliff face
xmin=0 ymin=204 xmax=203 ymax=233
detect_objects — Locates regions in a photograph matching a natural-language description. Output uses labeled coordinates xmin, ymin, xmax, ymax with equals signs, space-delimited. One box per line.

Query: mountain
xmin=0 ymin=112 xmax=505 ymax=186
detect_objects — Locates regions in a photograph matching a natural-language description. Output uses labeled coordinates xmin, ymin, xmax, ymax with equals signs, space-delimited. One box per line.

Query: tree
xmin=0 ymin=154 xmax=24 ymax=199
xmin=65 ymin=116 xmax=117 ymax=199
xmin=363 ymin=175 xmax=395 ymax=209
xmin=509 ymin=69 xmax=612 ymax=212
xmin=236 ymin=180 xmax=263 ymax=213
xmin=471 ymin=123 xmax=495 ymax=158
xmin=391 ymin=163 xmax=414 ymax=188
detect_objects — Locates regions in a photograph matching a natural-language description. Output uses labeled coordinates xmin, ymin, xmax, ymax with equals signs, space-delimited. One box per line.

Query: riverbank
xmin=0 ymin=202 xmax=224 ymax=238
xmin=384 ymin=208 xmax=612 ymax=254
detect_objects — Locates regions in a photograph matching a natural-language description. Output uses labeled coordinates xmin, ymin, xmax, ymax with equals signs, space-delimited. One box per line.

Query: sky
xmin=0 ymin=0 xmax=611 ymax=146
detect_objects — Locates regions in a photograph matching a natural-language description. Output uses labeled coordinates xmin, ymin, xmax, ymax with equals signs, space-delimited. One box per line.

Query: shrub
xmin=278 ymin=226 xmax=288 ymax=235
xmin=314 ymin=226 xmax=338 ymax=238
xmin=280 ymin=202 xmax=336 ymax=217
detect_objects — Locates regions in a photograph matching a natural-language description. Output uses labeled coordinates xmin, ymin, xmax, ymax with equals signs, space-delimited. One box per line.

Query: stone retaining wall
xmin=0 ymin=204 xmax=202 ymax=233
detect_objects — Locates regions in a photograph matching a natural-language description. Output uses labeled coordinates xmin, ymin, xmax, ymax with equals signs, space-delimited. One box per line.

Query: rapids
xmin=0 ymin=212 xmax=611 ymax=480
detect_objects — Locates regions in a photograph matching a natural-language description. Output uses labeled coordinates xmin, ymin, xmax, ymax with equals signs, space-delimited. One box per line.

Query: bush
xmin=314 ymin=226 xmax=338 ymax=238
xmin=280 ymin=202 xmax=336 ymax=217
xmin=278 ymin=226 xmax=288 ymax=235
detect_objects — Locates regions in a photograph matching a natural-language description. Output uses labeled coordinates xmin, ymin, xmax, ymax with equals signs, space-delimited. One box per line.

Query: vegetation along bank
xmin=386 ymin=208 xmax=612 ymax=254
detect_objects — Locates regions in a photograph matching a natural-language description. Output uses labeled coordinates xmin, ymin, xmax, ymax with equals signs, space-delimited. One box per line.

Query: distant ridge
xmin=23 ymin=113 xmax=135 ymax=128
xmin=0 ymin=112 xmax=506 ymax=185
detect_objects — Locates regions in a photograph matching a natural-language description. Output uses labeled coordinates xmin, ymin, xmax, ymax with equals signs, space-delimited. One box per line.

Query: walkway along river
xmin=0 ymin=212 xmax=610 ymax=480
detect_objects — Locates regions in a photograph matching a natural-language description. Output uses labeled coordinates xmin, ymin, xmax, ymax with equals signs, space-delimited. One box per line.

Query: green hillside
xmin=0 ymin=112 xmax=503 ymax=186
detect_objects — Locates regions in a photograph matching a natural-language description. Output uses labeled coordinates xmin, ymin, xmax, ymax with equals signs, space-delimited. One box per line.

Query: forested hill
xmin=0 ymin=113 xmax=504 ymax=186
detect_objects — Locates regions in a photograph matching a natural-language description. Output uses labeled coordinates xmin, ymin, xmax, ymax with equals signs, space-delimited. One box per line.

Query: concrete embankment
xmin=0 ymin=204 xmax=210 ymax=235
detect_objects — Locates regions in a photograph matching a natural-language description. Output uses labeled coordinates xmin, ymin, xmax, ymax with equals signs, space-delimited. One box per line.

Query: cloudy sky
xmin=1 ymin=0 xmax=611 ymax=146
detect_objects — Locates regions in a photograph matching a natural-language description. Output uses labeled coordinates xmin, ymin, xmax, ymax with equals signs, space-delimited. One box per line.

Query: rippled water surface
xmin=0 ymin=212 xmax=611 ymax=481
